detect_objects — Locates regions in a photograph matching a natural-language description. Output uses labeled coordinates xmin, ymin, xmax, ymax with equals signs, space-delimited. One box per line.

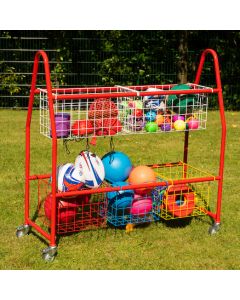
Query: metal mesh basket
xmin=39 ymin=83 xmax=209 ymax=139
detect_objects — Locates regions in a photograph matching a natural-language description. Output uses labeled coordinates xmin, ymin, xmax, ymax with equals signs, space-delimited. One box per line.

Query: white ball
xmin=75 ymin=151 xmax=105 ymax=188
xmin=57 ymin=163 xmax=85 ymax=192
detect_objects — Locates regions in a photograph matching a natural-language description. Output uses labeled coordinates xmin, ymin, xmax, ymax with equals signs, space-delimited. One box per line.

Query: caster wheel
xmin=209 ymin=222 xmax=220 ymax=235
xmin=41 ymin=246 xmax=57 ymax=262
xmin=16 ymin=224 xmax=30 ymax=238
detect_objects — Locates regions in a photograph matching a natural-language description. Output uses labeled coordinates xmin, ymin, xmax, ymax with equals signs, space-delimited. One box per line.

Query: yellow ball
xmin=174 ymin=120 xmax=186 ymax=131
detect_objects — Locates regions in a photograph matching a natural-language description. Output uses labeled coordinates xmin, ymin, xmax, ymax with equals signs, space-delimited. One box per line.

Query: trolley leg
xmin=208 ymin=222 xmax=220 ymax=235
xmin=42 ymin=246 xmax=58 ymax=262
xmin=16 ymin=224 xmax=30 ymax=238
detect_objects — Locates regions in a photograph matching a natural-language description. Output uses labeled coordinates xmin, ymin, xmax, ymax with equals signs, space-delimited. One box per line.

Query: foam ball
xmin=130 ymin=194 xmax=153 ymax=216
xmin=160 ymin=123 xmax=171 ymax=131
xmin=155 ymin=114 xmax=164 ymax=126
xmin=173 ymin=120 xmax=186 ymax=131
xmin=172 ymin=115 xmax=185 ymax=122
xmin=107 ymin=181 xmax=134 ymax=211
xmin=145 ymin=111 xmax=157 ymax=122
xmin=134 ymin=109 xmax=143 ymax=118
xmin=128 ymin=165 xmax=156 ymax=195
xmin=102 ymin=151 xmax=133 ymax=183
xmin=145 ymin=122 xmax=158 ymax=132
xmin=71 ymin=120 xmax=94 ymax=136
xmin=187 ymin=118 xmax=199 ymax=129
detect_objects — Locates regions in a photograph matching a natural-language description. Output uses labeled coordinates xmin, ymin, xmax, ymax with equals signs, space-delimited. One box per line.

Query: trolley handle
xmin=194 ymin=48 xmax=222 ymax=91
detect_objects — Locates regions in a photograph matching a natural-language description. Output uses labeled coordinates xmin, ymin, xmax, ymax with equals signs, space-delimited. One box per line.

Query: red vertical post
xmin=195 ymin=49 xmax=227 ymax=224
xmin=25 ymin=50 xmax=57 ymax=247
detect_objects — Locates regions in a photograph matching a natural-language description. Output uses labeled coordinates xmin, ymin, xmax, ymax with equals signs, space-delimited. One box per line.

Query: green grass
xmin=0 ymin=109 xmax=240 ymax=270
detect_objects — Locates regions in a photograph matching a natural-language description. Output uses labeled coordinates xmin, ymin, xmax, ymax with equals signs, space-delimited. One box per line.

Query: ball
xmin=187 ymin=117 xmax=199 ymax=130
xmin=128 ymin=165 xmax=156 ymax=195
xmin=172 ymin=115 xmax=185 ymax=123
xmin=107 ymin=181 xmax=134 ymax=211
xmin=173 ymin=120 xmax=186 ymax=131
xmin=133 ymin=109 xmax=143 ymax=118
xmin=75 ymin=151 xmax=105 ymax=189
xmin=130 ymin=194 xmax=153 ymax=216
xmin=57 ymin=163 xmax=85 ymax=192
xmin=102 ymin=151 xmax=133 ymax=183
xmin=127 ymin=116 xmax=145 ymax=131
xmin=71 ymin=120 xmax=94 ymax=136
xmin=145 ymin=111 xmax=157 ymax=122
xmin=145 ymin=122 xmax=158 ymax=132
xmin=44 ymin=193 xmax=78 ymax=224
xmin=95 ymin=118 xmax=122 ymax=136
xmin=160 ymin=123 xmax=171 ymax=131
xmin=155 ymin=114 xmax=164 ymax=126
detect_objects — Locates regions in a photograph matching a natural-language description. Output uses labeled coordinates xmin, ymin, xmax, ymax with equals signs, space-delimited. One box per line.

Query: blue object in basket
xmin=107 ymin=181 xmax=134 ymax=210
xmin=102 ymin=151 xmax=133 ymax=183
xmin=145 ymin=111 xmax=157 ymax=122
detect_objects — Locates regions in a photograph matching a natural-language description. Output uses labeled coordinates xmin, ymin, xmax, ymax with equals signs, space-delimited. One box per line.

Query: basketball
xmin=128 ymin=165 xmax=156 ymax=195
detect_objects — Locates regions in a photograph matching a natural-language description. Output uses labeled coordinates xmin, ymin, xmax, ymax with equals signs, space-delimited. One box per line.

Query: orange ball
xmin=155 ymin=114 xmax=164 ymax=126
xmin=128 ymin=165 xmax=156 ymax=195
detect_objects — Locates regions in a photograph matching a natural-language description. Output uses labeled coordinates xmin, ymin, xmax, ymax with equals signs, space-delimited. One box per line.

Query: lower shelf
xmin=34 ymin=162 xmax=216 ymax=235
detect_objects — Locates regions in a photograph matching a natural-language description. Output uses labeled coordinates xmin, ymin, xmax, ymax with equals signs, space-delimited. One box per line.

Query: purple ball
xmin=161 ymin=123 xmax=171 ymax=132
xmin=172 ymin=115 xmax=185 ymax=122
xmin=127 ymin=115 xmax=145 ymax=131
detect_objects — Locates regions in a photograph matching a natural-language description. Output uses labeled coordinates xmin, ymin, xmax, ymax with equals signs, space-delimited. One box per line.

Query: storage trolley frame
xmin=16 ymin=49 xmax=226 ymax=262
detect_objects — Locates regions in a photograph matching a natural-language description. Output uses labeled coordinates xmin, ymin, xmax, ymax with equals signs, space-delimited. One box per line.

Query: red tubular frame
xmin=23 ymin=48 xmax=226 ymax=247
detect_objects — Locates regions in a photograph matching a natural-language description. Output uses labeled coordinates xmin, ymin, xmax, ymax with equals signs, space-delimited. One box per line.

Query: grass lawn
xmin=0 ymin=109 xmax=239 ymax=270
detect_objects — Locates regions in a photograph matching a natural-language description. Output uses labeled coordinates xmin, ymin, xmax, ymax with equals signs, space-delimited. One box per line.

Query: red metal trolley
xmin=16 ymin=48 xmax=226 ymax=262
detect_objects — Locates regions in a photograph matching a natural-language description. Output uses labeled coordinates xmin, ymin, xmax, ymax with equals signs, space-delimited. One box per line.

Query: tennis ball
xmin=173 ymin=120 xmax=186 ymax=131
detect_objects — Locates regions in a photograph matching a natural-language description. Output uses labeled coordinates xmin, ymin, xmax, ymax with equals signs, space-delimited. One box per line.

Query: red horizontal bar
xmin=28 ymin=219 xmax=51 ymax=241
xmin=29 ymin=174 xmax=51 ymax=180
xmin=56 ymin=176 xmax=220 ymax=198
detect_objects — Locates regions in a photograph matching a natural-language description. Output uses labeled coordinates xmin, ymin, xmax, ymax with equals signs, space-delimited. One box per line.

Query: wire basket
xmin=39 ymin=83 xmax=209 ymax=139
xmin=37 ymin=178 xmax=108 ymax=234
xmin=152 ymin=162 xmax=215 ymax=220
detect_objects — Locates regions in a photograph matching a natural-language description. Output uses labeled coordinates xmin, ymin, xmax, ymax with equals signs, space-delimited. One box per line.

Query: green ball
xmin=145 ymin=122 xmax=158 ymax=132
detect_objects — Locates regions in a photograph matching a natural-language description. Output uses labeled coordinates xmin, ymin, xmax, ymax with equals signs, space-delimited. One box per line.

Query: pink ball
xmin=187 ymin=118 xmax=199 ymax=129
xmin=172 ymin=115 xmax=185 ymax=122
xmin=130 ymin=194 xmax=153 ymax=216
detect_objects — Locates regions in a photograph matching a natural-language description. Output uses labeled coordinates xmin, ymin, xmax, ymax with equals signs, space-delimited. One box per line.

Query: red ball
xmin=71 ymin=120 xmax=94 ymax=136
xmin=96 ymin=118 xmax=122 ymax=136
xmin=44 ymin=193 xmax=90 ymax=224
xmin=134 ymin=109 xmax=143 ymax=118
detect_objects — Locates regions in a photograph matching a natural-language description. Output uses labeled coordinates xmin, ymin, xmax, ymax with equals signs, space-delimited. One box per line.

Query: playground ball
xmin=75 ymin=151 xmax=105 ymax=189
xmin=187 ymin=118 xmax=199 ymax=130
xmin=172 ymin=115 xmax=185 ymax=122
xmin=173 ymin=120 xmax=186 ymax=131
xmin=107 ymin=181 xmax=134 ymax=210
xmin=160 ymin=123 xmax=171 ymax=132
xmin=130 ymin=194 xmax=153 ymax=216
xmin=145 ymin=111 xmax=157 ymax=122
xmin=155 ymin=114 xmax=164 ymax=126
xmin=128 ymin=165 xmax=156 ymax=195
xmin=44 ymin=193 xmax=77 ymax=224
xmin=145 ymin=122 xmax=158 ymax=132
xmin=71 ymin=120 xmax=94 ymax=136
xmin=57 ymin=163 xmax=85 ymax=192
xmin=102 ymin=151 xmax=133 ymax=183
xmin=134 ymin=109 xmax=143 ymax=118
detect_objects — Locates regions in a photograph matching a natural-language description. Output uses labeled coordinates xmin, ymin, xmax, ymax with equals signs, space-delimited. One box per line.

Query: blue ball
xmin=145 ymin=111 xmax=157 ymax=122
xmin=102 ymin=151 xmax=133 ymax=183
xmin=107 ymin=181 xmax=134 ymax=210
